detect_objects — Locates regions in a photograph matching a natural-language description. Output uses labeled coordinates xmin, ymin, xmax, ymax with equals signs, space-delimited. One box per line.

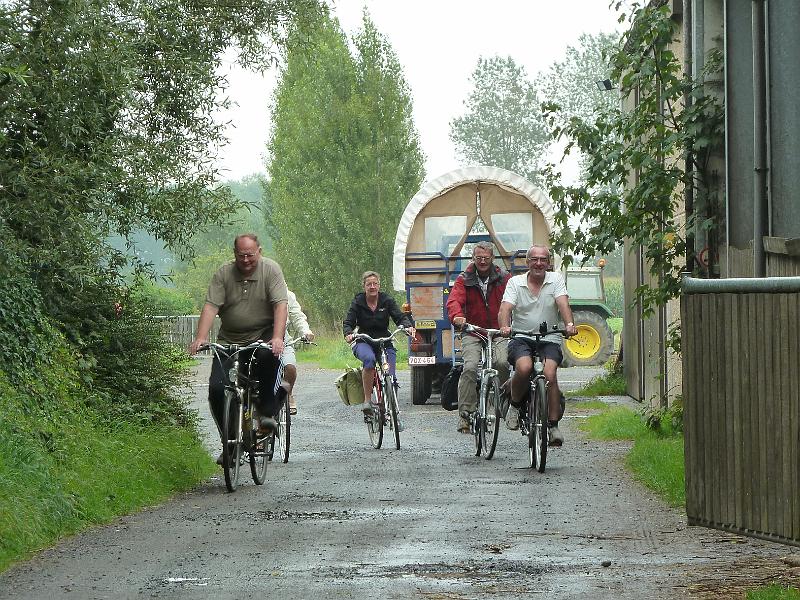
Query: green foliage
xmin=0 ymin=394 xmax=215 ymax=571
xmin=543 ymin=3 xmax=724 ymax=342
xmin=643 ymin=396 xmax=684 ymax=434
xmin=604 ymin=277 xmax=624 ymax=317
xmin=171 ymin=247 xmax=232 ymax=311
xmin=581 ymin=405 xmax=685 ymax=507
xmin=295 ymin=332 xmax=409 ymax=371
xmin=568 ymin=370 xmax=626 ymax=397
xmin=450 ymin=56 xmax=549 ymax=183
xmin=268 ymin=10 xmax=424 ymax=325
xmin=130 ymin=280 xmax=195 ymax=316
xmin=747 ymin=585 xmax=800 ymax=600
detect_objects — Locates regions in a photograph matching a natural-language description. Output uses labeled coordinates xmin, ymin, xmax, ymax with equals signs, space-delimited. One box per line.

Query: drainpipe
xmin=752 ymin=0 xmax=768 ymax=277
xmin=684 ymin=0 xmax=694 ymax=273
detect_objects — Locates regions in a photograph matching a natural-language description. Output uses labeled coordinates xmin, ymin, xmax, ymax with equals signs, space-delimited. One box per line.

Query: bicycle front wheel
xmin=474 ymin=382 xmax=483 ymax=457
xmin=222 ymin=390 xmax=242 ymax=492
xmin=276 ymin=386 xmax=291 ymax=463
xmin=366 ymin=385 xmax=383 ymax=449
xmin=385 ymin=376 xmax=400 ymax=450
xmin=530 ymin=378 xmax=548 ymax=472
xmin=482 ymin=377 xmax=501 ymax=460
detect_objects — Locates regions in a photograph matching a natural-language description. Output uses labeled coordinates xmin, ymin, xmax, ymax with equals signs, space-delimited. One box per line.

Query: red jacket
xmin=446 ymin=263 xmax=511 ymax=330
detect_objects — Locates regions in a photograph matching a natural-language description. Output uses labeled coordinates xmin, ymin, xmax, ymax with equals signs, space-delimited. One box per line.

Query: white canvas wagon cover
xmin=392 ymin=166 xmax=556 ymax=291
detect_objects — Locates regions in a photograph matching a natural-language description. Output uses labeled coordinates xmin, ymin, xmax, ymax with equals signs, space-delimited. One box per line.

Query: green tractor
xmin=562 ymin=265 xmax=615 ymax=367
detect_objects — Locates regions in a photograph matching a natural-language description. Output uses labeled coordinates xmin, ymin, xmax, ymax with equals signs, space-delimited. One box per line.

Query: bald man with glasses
xmin=498 ymin=244 xmax=577 ymax=446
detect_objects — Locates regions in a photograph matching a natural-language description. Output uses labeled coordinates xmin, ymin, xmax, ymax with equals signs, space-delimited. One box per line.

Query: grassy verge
xmin=296 ymin=333 xmax=409 ymax=371
xmin=747 ymin=585 xmax=800 ymax=599
xmin=0 ymin=375 xmax=216 ymax=572
xmin=579 ymin=405 xmax=685 ymax=507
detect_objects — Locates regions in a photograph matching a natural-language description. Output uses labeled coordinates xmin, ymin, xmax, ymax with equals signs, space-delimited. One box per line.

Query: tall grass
xmin=580 ymin=406 xmax=685 ymax=507
xmin=0 ymin=403 xmax=215 ymax=571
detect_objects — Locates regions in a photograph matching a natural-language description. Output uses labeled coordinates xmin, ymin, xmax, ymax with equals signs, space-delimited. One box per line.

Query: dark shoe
xmin=258 ymin=416 xmax=277 ymax=434
xmin=289 ymin=393 xmax=297 ymax=415
xmin=216 ymin=453 xmax=224 ymax=466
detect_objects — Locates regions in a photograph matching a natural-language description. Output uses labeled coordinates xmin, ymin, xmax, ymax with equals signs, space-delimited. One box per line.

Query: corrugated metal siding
xmin=682 ymin=285 xmax=800 ymax=546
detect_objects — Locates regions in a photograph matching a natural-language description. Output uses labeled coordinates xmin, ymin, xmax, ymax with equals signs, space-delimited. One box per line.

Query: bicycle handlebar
xmin=197 ymin=336 xmax=310 ymax=355
xmin=350 ymin=327 xmax=411 ymax=345
xmin=461 ymin=323 xmax=503 ymax=337
xmin=511 ymin=324 xmax=571 ymax=339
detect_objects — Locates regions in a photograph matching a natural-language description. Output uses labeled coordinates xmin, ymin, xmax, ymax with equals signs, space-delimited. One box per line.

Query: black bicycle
xmin=460 ymin=324 xmax=504 ymax=459
xmin=200 ymin=337 xmax=305 ymax=491
xmin=510 ymin=324 xmax=570 ymax=473
xmin=350 ymin=328 xmax=409 ymax=450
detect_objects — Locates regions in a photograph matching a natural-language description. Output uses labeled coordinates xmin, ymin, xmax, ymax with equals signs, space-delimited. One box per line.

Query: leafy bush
xmin=604 ymin=276 xmax=624 ymax=317
xmin=130 ymin=280 xmax=195 ymax=316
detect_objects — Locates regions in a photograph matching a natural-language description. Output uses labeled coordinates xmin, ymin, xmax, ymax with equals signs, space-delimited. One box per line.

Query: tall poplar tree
xmin=268 ymin=11 xmax=424 ymax=325
xmin=449 ymin=56 xmax=549 ymax=183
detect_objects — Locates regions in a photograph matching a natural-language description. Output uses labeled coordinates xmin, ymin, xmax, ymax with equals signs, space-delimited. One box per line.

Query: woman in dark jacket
xmin=343 ymin=271 xmax=415 ymax=413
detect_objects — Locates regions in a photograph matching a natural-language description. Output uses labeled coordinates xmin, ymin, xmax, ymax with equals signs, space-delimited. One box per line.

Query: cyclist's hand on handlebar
xmin=499 ymin=326 xmax=512 ymax=338
xmin=406 ymin=326 xmax=416 ymax=338
xmin=303 ymin=331 xmax=315 ymax=342
xmin=270 ymin=336 xmax=284 ymax=357
xmin=188 ymin=338 xmax=207 ymax=355
xmin=453 ymin=316 xmax=466 ymax=329
xmin=565 ymin=323 xmax=578 ymax=338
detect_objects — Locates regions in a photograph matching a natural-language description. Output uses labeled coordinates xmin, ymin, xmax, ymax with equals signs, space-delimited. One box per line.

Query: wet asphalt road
xmin=0 ymin=360 xmax=794 ymax=599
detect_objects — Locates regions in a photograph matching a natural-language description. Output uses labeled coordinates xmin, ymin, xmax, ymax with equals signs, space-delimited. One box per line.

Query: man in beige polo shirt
xmin=189 ymin=234 xmax=289 ymax=463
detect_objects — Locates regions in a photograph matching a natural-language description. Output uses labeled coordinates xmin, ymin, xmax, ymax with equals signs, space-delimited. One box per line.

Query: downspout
xmin=752 ymin=0 xmax=768 ymax=277
xmin=684 ymin=0 xmax=694 ymax=273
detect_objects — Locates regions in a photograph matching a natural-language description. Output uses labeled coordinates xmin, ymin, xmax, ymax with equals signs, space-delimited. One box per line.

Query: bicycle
xmin=459 ymin=323 xmax=504 ymax=459
xmin=199 ymin=336 xmax=306 ymax=492
xmin=510 ymin=323 xmax=570 ymax=473
xmin=350 ymin=328 xmax=410 ymax=450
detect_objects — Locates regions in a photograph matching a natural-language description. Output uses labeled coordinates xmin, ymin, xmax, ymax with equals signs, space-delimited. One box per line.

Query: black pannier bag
xmin=440 ymin=364 xmax=462 ymax=411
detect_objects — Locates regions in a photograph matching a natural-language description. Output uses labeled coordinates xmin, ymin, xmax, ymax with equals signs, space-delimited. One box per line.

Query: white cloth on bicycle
xmin=502 ymin=272 xmax=567 ymax=345
xmin=282 ymin=289 xmax=312 ymax=366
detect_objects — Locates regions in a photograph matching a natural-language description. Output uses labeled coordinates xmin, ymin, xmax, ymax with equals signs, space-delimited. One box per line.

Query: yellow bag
xmin=335 ymin=366 xmax=364 ymax=405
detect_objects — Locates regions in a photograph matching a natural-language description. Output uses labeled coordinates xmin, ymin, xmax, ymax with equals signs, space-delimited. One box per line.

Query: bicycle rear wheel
xmin=222 ymin=390 xmax=242 ymax=492
xmin=530 ymin=378 xmax=548 ymax=472
xmin=385 ymin=376 xmax=400 ymax=450
xmin=366 ymin=384 xmax=383 ymax=449
xmin=482 ymin=377 xmax=501 ymax=460
xmin=276 ymin=386 xmax=291 ymax=463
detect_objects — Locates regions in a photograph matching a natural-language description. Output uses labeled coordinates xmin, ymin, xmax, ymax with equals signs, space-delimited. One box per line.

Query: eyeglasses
xmin=527 ymin=257 xmax=549 ymax=263
xmin=473 ymin=256 xmax=493 ymax=263
xmin=235 ymin=252 xmax=258 ymax=259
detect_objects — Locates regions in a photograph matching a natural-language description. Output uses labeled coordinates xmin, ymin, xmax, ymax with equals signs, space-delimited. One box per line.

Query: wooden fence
xmin=681 ymin=276 xmax=800 ymax=547
xmin=154 ymin=315 xmax=219 ymax=348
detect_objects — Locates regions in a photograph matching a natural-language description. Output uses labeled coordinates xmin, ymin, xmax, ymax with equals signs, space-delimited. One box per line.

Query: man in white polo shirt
xmin=498 ymin=244 xmax=577 ymax=446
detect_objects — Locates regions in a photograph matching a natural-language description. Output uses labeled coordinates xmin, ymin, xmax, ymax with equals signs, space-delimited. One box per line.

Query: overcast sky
xmin=214 ymin=1 xmax=624 ymax=183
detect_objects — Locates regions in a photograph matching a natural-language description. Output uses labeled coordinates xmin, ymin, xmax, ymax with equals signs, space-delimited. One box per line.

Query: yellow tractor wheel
xmin=563 ymin=311 xmax=614 ymax=367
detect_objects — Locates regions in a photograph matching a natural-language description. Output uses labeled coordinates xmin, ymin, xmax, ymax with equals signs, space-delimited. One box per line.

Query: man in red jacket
xmin=446 ymin=242 xmax=512 ymax=433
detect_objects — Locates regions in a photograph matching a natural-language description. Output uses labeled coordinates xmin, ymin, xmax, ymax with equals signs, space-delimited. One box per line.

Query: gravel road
xmin=1 ymin=360 xmax=796 ymax=599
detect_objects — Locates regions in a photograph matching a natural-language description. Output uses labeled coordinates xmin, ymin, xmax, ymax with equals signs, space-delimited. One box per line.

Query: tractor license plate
xmin=408 ymin=356 xmax=436 ymax=365
xmin=414 ymin=319 xmax=436 ymax=329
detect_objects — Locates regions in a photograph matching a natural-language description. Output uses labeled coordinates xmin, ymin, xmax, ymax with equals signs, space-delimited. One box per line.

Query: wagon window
xmin=566 ymin=272 xmax=602 ymax=301
xmin=425 ymin=215 xmax=467 ymax=256
xmin=491 ymin=213 xmax=533 ymax=252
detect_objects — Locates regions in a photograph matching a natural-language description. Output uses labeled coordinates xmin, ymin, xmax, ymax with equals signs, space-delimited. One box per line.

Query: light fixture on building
xmin=596 ymin=79 xmax=615 ymax=91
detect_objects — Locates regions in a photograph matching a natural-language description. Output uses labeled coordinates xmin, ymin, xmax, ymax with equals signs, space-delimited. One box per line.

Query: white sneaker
xmin=548 ymin=425 xmax=564 ymax=446
xmin=506 ymin=404 xmax=520 ymax=430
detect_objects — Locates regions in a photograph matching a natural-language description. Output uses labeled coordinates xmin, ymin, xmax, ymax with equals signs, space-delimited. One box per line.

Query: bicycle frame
xmin=351 ymin=328 xmax=408 ymax=450
xmin=461 ymin=324 xmax=503 ymax=459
